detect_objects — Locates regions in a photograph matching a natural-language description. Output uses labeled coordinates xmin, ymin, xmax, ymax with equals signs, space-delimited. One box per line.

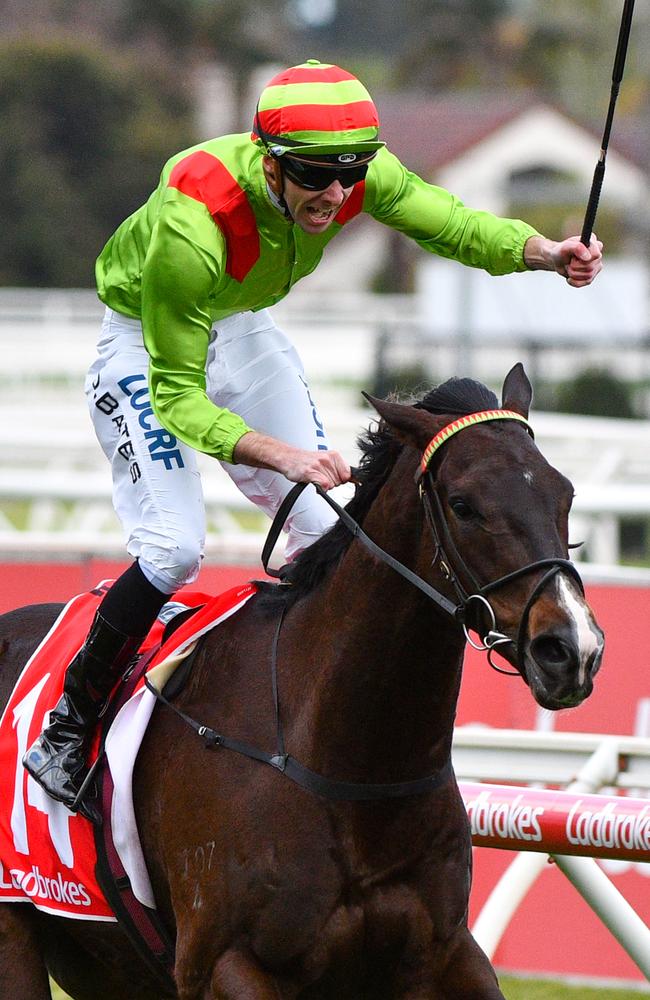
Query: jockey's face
xmin=262 ymin=155 xmax=354 ymax=234
xmin=282 ymin=173 xmax=353 ymax=233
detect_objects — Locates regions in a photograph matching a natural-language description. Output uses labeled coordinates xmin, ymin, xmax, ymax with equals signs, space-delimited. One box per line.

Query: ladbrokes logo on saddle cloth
xmin=0 ymin=580 xmax=257 ymax=920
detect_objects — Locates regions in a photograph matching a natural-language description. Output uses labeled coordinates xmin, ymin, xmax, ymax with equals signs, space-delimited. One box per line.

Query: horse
xmin=0 ymin=363 xmax=604 ymax=1000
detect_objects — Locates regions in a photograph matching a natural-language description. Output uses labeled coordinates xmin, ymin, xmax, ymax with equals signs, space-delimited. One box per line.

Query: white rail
xmin=453 ymin=729 xmax=650 ymax=980
xmin=452 ymin=727 xmax=650 ymax=791
xmin=3 ymin=288 xmax=650 ymax=565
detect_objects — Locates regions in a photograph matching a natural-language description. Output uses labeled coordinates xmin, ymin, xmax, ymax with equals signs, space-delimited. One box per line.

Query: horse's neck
xmin=287 ymin=483 xmax=465 ymax=783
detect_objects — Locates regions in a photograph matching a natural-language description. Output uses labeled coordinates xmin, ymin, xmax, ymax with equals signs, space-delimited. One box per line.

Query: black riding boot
xmin=23 ymin=611 xmax=144 ymax=820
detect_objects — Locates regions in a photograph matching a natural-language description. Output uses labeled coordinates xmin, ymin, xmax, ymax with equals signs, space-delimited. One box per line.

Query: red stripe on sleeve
xmin=168 ymin=151 xmax=260 ymax=282
xmin=335 ymin=181 xmax=366 ymax=225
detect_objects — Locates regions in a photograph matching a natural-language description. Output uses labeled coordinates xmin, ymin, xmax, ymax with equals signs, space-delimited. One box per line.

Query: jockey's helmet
xmin=252 ymin=59 xmax=384 ymax=162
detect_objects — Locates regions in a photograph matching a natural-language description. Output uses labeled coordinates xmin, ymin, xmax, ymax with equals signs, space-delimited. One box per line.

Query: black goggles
xmin=279 ymin=154 xmax=373 ymax=191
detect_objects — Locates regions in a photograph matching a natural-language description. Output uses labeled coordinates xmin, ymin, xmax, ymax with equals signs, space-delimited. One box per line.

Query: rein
xmin=146 ymin=406 xmax=583 ymax=802
xmin=261 ymin=479 xmax=459 ymax=620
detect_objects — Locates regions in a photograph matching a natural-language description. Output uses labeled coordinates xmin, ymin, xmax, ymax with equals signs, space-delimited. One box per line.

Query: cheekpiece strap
xmin=418 ymin=409 xmax=533 ymax=479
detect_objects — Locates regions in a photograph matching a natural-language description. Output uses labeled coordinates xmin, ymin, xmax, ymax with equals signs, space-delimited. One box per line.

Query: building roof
xmin=375 ymin=90 xmax=647 ymax=176
xmin=376 ymin=91 xmax=534 ymax=173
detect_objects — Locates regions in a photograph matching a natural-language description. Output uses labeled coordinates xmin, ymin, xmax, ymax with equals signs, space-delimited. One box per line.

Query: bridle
xmin=413 ymin=408 xmax=584 ymax=673
xmin=417 ymin=478 xmax=582 ymax=674
xmin=265 ymin=407 xmax=584 ymax=677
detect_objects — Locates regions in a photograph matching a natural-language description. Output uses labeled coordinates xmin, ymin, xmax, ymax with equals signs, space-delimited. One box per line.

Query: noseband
xmin=415 ymin=409 xmax=584 ymax=673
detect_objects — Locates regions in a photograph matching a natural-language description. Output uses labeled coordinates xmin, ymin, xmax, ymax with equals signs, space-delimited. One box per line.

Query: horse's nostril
xmin=530 ymin=634 xmax=575 ymax=671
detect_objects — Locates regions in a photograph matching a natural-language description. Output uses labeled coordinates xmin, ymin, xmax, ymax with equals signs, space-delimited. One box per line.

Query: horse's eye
xmin=450 ymin=498 xmax=474 ymax=520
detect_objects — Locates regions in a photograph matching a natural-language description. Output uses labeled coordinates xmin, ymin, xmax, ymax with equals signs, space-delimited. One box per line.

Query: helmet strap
xmin=266 ymin=177 xmax=292 ymax=220
xmin=276 ymin=162 xmax=294 ymax=220
xmin=263 ymin=156 xmax=293 ymax=221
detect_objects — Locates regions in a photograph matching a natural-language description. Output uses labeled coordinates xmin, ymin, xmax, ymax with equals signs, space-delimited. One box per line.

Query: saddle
xmin=0 ymin=580 xmax=258 ymax=991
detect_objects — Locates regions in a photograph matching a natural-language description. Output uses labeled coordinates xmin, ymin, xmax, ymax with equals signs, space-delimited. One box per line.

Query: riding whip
xmin=581 ymin=0 xmax=636 ymax=246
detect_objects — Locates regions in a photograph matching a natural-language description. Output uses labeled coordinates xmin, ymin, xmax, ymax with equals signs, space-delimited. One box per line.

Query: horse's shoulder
xmin=0 ymin=602 xmax=62 ymax=663
xmin=0 ymin=602 xmax=63 ymax=633
xmin=0 ymin=603 xmax=63 ymax=710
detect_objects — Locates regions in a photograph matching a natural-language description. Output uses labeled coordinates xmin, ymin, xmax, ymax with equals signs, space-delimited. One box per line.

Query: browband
xmin=418 ymin=409 xmax=533 ymax=479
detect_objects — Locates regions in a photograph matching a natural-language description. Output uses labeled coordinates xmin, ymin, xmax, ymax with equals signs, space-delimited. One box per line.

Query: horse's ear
xmin=501 ymin=363 xmax=532 ymax=418
xmin=362 ymin=392 xmax=443 ymax=450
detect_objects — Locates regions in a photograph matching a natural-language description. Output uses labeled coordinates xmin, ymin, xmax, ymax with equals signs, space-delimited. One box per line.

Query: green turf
xmin=51 ymin=976 xmax=648 ymax=999
xmin=500 ymin=976 xmax=647 ymax=999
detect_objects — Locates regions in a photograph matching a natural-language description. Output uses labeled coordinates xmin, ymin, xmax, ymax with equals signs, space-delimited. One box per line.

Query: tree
xmin=496 ymin=1 xmax=650 ymax=130
xmin=0 ymin=35 xmax=196 ymax=286
xmin=555 ymin=368 xmax=637 ymax=419
xmin=392 ymin=0 xmax=511 ymax=90
xmin=0 ymin=1 xmax=298 ymax=134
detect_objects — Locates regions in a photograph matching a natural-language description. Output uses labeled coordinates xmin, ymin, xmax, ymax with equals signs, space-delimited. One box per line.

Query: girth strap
xmin=94 ymin=646 xmax=177 ymax=990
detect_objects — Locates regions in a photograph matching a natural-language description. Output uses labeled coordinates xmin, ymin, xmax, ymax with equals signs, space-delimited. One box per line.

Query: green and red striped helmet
xmin=252 ymin=59 xmax=384 ymax=157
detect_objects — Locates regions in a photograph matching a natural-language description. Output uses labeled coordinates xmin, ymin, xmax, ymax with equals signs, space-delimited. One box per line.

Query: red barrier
xmin=461 ymin=782 xmax=650 ymax=862
xmin=0 ymin=560 xmax=259 ymax=615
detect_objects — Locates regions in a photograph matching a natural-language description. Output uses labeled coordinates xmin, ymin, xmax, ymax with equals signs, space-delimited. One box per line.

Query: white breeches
xmin=85 ymin=307 xmax=337 ymax=593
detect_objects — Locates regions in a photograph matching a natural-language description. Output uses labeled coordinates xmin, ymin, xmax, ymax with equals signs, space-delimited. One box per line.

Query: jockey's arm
xmin=233 ymin=431 xmax=351 ymax=491
xmin=141 ymin=209 xmax=252 ymax=464
xmin=364 ymin=148 xmax=602 ymax=286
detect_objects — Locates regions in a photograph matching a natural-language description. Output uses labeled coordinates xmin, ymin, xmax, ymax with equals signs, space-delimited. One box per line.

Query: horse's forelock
xmin=416 ymin=377 xmax=498 ymax=416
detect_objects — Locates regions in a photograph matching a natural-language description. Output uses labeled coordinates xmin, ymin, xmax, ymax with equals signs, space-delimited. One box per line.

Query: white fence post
xmin=469 ymin=736 xmax=650 ymax=977
xmin=471 ymin=851 xmax=550 ymax=959
xmin=553 ymin=854 xmax=650 ymax=979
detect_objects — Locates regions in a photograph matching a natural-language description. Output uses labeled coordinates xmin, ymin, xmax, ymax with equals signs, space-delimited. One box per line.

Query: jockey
xmin=23 ymin=59 xmax=603 ymax=819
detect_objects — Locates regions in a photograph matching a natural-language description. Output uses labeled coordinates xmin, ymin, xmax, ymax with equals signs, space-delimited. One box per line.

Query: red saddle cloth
xmin=0 ymin=579 xmax=257 ymax=922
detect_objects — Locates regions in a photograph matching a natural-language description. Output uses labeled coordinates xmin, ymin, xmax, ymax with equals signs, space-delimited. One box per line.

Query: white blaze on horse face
xmin=556 ymin=575 xmax=602 ymax=684
xmin=523 ymin=469 xmax=534 ymax=486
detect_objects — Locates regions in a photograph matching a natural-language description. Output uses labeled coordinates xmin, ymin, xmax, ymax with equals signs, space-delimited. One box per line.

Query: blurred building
xmin=377 ymin=91 xmax=646 ymax=222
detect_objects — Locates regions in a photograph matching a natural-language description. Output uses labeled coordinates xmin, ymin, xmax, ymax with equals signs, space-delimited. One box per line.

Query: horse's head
xmin=367 ymin=363 xmax=604 ymax=710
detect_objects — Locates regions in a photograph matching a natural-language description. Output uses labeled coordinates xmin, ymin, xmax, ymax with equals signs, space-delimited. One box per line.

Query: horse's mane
xmin=257 ymin=377 xmax=498 ymax=607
